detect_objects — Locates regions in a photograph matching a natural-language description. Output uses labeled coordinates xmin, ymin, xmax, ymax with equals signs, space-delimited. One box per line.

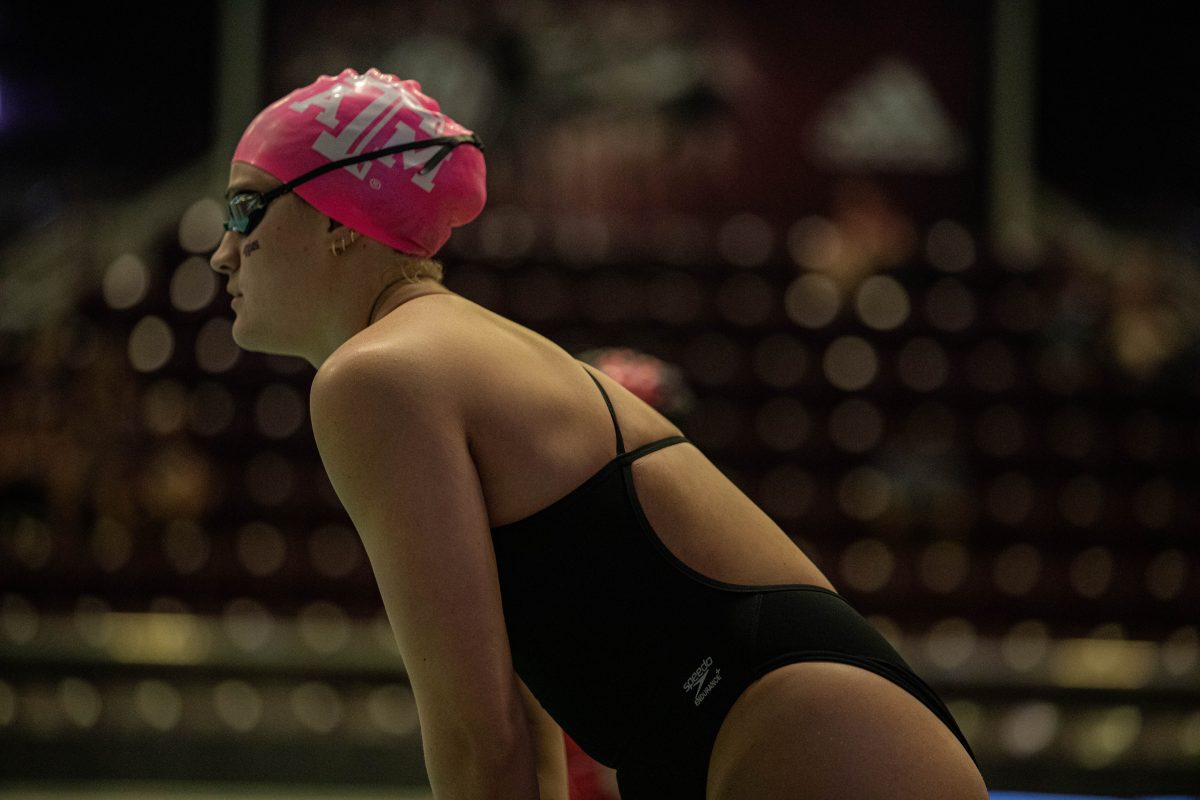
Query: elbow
xmin=425 ymin=719 xmax=539 ymax=797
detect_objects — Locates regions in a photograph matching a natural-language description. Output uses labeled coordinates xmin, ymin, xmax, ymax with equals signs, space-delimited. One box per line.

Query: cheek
xmin=242 ymin=220 xmax=325 ymax=305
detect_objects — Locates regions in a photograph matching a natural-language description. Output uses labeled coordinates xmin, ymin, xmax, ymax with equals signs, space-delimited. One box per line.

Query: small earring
xmin=331 ymin=230 xmax=359 ymax=256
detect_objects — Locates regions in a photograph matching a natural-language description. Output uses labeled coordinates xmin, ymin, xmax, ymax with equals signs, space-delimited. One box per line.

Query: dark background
xmin=2 ymin=3 xmax=1199 ymax=795
xmin=2 ymin=2 xmax=1199 ymax=240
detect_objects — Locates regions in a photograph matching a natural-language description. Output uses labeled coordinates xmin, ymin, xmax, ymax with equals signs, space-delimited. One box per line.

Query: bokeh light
xmin=1069 ymin=546 xmax=1115 ymax=599
xmin=837 ymin=467 xmax=893 ymax=522
xmin=297 ymin=601 xmax=351 ymax=655
xmin=178 ymin=198 xmax=225 ymax=254
xmin=103 ymin=254 xmax=150 ymax=310
xmin=1001 ymin=619 xmax=1052 ymax=672
xmin=222 ymin=598 xmax=276 ymax=653
xmin=999 ymin=701 xmax=1060 ymax=757
xmin=170 ymin=256 xmax=219 ymax=312
xmin=58 ymin=678 xmax=102 ymax=729
xmin=127 ymin=316 xmax=174 ymax=372
xmin=367 ymin=684 xmax=420 ymax=737
xmin=213 ymin=680 xmax=263 ymax=732
xmin=291 ymin=681 xmax=343 ymax=734
xmin=195 ymin=317 xmax=240 ymax=373
xmin=784 ymin=273 xmax=841 ymax=328
xmin=162 ymin=518 xmax=211 ymax=575
xmin=135 ymin=679 xmax=183 ymax=732
xmin=926 ymin=617 xmax=978 ymax=671
xmin=236 ymin=521 xmax=287 ymax=576
xmin=854 ymin=275 xmax=910 ymax=330
xmin=254 ymin=383 xmax=306 ymax=440
xmin=787 ymin=216 xmax=844 ymax=272
xmin=839 ymin=538 xmax=895 ymax=592
xmin=822 ymin=336 xmax=878 ymax=391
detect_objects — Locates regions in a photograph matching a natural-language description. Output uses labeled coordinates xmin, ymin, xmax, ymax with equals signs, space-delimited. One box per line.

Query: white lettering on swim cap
xmin=375 ymin=121 xmax=455 ymax=194
xmin=287 ymin=72 xmax=450 ymax=187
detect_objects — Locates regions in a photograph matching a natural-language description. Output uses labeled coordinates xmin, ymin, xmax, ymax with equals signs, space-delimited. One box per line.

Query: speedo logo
xmin=682 ymin=656 xmax=723 ymax=707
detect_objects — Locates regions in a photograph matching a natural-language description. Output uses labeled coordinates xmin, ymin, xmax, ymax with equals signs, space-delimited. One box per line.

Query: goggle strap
xmin=223 ymin=134 xmax=483 ymax=233
xmin=280 ymin=133 xmax=484 ymax=192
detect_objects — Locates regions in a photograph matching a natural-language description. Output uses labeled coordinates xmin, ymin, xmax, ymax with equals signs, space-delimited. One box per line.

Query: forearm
xmin=528 ymin=719 xmax=569 ymax=800
xmin=424 ymin=724 xmax=541 ymax=799
xmin=518 ymin=678 xmax=569 ymax=800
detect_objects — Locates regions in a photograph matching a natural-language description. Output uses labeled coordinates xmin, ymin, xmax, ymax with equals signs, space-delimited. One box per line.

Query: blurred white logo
xmin=810 ymin=57 xmax=969 ymax=173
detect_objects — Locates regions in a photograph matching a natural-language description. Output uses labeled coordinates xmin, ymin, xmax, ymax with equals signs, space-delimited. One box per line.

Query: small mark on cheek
xmin=242 ymin=240 xmax=261 ymax=258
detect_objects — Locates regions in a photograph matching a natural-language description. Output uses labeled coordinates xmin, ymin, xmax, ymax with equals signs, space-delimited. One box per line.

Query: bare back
xmin=357 ymin=289 xmax=835 ymax=592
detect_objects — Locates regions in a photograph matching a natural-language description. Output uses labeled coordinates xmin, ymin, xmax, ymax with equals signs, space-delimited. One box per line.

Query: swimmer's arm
xmin=311 ymin=351 xmax=539 ymax=798
xmin=518 ymin=676 xmax=569 ymax=800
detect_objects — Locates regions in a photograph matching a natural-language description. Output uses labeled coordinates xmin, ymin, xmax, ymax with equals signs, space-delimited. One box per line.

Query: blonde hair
xmin=392 ymin=251 xmax=444 ymax=283
xmin=326 ymin=214 xmax=444 ymax=284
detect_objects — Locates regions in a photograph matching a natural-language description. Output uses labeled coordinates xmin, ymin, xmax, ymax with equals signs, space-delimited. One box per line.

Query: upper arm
xmin=309 ymin=350 xmax=525 ymax=752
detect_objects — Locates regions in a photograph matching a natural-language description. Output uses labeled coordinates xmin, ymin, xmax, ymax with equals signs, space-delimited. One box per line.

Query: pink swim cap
xmin=233 ymin=68 xmax=486 ymax=257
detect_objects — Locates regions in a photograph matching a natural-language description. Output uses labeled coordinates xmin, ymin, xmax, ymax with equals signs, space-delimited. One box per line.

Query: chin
xmin=230 ymin=316 xmax=273 ymax=355
xmin=231 ymin=316 xmax=306 ymax=361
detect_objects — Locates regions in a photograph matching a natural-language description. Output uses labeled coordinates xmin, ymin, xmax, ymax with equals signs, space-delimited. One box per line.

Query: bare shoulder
xmin=307 ymin=294 xmax=576 ymax=529
xmin=310 ymin=293 xmax=485 ymax=424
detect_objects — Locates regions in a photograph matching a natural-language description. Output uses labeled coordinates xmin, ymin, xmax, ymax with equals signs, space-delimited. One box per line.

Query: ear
xmin=323 ymin=215 xmax=355 ymax=257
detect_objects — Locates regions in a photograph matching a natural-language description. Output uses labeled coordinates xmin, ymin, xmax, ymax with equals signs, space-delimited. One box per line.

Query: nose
xmin=209 ymin=230 xmax=240 ymax=276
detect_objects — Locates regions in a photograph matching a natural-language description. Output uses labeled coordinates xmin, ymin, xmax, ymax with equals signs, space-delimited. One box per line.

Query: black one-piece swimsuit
xmin=490 ymin=363 xmax=978 ymax=798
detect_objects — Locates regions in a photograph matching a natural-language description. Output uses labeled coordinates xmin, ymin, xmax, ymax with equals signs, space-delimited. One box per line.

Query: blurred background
xmin=1 ymin=0 xmax=1198 ymax=797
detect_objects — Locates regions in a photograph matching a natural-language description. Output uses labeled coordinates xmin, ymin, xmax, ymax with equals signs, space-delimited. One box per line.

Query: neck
xmin=364 ymin=278 xmax=450 ymax=329
xmin=366 ymin=278 xmax=415 ymax=328
xmin=309 ymin=279 xmax=450 ymax=370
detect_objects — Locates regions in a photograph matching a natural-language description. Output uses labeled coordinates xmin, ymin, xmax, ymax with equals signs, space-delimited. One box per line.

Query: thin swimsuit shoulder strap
xmin=580 ymin=363 xmax=625 ymax=456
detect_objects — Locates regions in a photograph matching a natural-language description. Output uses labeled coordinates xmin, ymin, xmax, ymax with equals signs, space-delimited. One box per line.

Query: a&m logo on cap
xmin=288 ymin=70 xmax=455 ymax=193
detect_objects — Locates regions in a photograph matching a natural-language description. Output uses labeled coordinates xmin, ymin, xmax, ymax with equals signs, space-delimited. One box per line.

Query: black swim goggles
xmin=223 ymin=132 xmax=484 ymax=236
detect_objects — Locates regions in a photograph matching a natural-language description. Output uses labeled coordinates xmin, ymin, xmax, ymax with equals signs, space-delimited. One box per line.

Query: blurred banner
xmin=262 ymin=0 xmax=988 ymax=225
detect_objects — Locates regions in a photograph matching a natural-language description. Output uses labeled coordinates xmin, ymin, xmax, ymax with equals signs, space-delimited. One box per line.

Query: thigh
xmin=705 ymin=662 xmax=989 ymax=800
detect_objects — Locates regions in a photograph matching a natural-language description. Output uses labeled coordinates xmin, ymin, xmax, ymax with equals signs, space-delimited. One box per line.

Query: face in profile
xmin=210 ymin=161 xmax=339 ymax=362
